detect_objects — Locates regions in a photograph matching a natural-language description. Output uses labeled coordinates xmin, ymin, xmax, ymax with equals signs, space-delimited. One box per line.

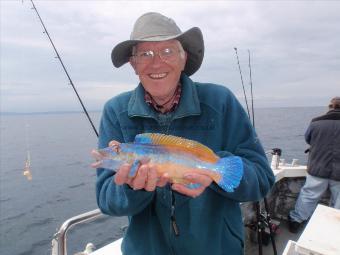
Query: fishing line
xmin=234 ymin=47 xmax=250 ymax=120
xmin=26 ymin=0 xmax=94 ymax=233
xmin=23 ymin=121 xmax=32 ymax=181
xmin=248 ymin=49 xmax=255 ymax=128
xmin=234 ymin=49 xmax=277 ymax=255
xmin=29 ymin=0 xmax=99 ymax=137
xmin=23 ymin=118 xmax=59 ymax=224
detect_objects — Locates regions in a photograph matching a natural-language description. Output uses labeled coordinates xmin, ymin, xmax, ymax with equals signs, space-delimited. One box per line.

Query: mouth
xmin=148 ymin=73 xmax=168 ymax=79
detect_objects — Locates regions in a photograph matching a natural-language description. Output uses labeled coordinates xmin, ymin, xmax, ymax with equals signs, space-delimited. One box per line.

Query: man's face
xmin=130 ymin=40 xmax=187 ymax=101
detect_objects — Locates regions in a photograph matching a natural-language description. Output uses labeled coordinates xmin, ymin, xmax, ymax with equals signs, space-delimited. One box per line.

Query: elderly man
xmin=96 ymin=12 xmax=274 ymax=255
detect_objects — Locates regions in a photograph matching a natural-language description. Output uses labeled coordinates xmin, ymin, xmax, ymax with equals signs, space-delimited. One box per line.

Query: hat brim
xmin=111 ymin=27 xmax=204 ymax=76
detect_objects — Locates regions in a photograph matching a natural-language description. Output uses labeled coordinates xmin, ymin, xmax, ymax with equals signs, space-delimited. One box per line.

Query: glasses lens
xmin=135 ymin=47 xmax=179 ymax=64
xmin=135 ymin=50 xmax=154 ymax=63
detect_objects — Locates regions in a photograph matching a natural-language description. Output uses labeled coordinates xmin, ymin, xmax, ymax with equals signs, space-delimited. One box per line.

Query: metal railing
xmin=51 ymin=209 xmax=104 ymax=255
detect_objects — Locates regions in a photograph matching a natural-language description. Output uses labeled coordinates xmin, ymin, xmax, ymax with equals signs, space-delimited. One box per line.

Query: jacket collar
xmin=312 ymin=108 xmax=340 ymax=122
xmin=128 ymin=73 xmax=201 ymax=119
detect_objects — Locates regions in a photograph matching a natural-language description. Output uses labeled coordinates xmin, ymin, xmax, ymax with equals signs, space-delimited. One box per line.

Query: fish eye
xmin=112 ymin=144 xmax=121 ymax=154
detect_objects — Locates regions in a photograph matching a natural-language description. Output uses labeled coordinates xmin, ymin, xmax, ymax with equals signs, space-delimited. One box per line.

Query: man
xmin=288 ymin=97 xmax=340 ymax=233
xmin=96 ymin=12 xmax=275 ymax=255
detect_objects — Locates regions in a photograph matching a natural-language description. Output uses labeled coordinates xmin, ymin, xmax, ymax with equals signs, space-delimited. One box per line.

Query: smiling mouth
xmin=148 ymin=73 xmax=168 ymax=79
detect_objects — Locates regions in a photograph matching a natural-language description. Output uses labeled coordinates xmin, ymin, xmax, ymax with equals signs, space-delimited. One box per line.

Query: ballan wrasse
xmin=92 ymin=133 xmax=243 ymax=192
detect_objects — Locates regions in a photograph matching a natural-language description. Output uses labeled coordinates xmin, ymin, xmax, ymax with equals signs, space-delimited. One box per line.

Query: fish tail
xmin=214 ymin=156 xmax=243 ymax=192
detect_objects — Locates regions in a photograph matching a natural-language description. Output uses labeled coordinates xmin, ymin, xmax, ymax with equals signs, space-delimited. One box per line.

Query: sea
xmin=0 ymin=107 xmax=326 ymax=255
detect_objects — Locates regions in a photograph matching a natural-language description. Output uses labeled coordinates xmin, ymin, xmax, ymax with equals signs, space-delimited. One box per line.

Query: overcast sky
xmin=1 ymin=0 xmax=339 ymax=113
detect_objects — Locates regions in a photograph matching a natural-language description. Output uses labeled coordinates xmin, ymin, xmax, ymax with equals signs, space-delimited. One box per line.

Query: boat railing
xmin=51 ymin=208 xmax=104 ymax=255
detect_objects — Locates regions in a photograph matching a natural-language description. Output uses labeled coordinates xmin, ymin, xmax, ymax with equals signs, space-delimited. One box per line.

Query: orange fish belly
xmin=154 ymin=162 xmax=221 ymax=184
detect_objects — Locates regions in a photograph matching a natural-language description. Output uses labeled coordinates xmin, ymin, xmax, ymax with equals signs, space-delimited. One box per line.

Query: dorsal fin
xmin=134 ymin=133 xmax=219 ymax=163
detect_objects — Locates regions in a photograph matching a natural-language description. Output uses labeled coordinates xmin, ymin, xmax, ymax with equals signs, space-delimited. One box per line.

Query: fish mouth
xmin=148 ymin=72 xmax=168 ymax=79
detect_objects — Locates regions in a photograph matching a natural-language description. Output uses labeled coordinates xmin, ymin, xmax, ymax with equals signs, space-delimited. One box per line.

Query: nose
xmin=150 ymin=51 xmax=163 ymax=66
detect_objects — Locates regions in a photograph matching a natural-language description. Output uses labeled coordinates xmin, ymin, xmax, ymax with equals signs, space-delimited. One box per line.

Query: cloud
xmin=1 ymin=1 xmax=340 ymax=112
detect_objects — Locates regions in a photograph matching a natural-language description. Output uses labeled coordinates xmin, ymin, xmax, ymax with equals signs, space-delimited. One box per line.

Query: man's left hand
xmin=171 ymin=173 xmax=213 ymax=198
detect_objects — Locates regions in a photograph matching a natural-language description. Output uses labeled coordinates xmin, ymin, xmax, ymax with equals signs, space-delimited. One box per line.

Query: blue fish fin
xmin=134 ymin=134 xmax=153 ymax=144
xmin=128 ymin=160 xmax=140 ymax=177
xmin=215 ymin=156 xmax=243 ymax=192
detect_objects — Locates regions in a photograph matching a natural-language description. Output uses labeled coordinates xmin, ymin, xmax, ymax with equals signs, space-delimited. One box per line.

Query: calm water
xmin=0 ymin=107 xmax=325 ymax=255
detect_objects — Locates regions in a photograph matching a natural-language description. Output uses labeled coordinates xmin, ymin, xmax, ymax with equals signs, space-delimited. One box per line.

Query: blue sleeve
xmin=210 ymin=94 xmax=275 ymax=202
xmin=95 ymin=100 xmax=154 ymax=216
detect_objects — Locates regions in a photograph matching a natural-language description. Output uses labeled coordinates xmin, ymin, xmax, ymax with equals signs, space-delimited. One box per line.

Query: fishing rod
xmin=235 ymin=48 xmax=277 ymax=255
xmin=29 ymin=0 xmax=99 ymax=137
xmin=248 ymin=49 xmax=255 ymax=128
xmin=234 ymin=47 xmax=250 ymax=120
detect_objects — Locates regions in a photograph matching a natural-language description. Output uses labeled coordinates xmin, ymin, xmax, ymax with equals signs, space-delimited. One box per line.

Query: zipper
xmin=164 ymin=120 xmax=180 ymax=237
xmin=170 ymin=190 xmax=180 ymax=236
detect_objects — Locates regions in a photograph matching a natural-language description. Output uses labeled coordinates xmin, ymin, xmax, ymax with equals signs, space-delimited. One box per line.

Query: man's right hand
xmin=109 ymin=140 xmax=169 ymax=191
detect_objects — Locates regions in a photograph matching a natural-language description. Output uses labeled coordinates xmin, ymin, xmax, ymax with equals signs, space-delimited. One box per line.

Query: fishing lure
xmin=92 ymin=133 xmax=243 ymax=192
xmin=23 ymin=151 xmax=32 ymax=181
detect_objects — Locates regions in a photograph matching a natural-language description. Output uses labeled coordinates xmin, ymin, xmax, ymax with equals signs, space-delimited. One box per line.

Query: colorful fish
xmin=92 ymin=133 xmax=243 ymax=192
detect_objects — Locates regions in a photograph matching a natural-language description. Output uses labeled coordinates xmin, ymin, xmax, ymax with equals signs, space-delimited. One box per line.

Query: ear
xmin=181 ymin=51 xmax=188 ymax=71
xmin=129 ymin=57 xmax=138 ymax=74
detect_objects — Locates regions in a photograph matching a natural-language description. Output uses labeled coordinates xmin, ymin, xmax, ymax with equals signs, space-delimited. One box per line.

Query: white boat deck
xmin=283 ymin=204 xmax=340 ymax=255
xmin=91 ymin=238 xmax=122 ymax=255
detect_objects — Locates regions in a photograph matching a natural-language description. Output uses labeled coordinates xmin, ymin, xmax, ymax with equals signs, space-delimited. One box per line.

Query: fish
xmin=92 ymin=133 xmax=243 ymax=192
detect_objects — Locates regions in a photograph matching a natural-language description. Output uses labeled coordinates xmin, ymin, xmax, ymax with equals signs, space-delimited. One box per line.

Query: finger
xmin=184 ymin=173 xmax=213 ymax=187
xmin=172 ymin=183 xmax=205 ymax=198
xmin=144 ymin=165 xmax=158 ymax=191
xmin=156 ymin=172 xmax=169 ymax=187
xmin=139 ymin=157 xmax=150 ymax=165
xmin=114 ymin=163 xmax=131 ymax=185
xmin=131 ymin=164 xmax=148 ymax=190
xmin=91 ymin=161 xmax=102 ymax=168
xmin=108 ymin=140 xmax=120 ymax=147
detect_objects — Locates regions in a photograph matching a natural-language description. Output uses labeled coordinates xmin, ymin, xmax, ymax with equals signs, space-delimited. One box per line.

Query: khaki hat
xmin=111 ymin=12 xmax=204 ymax=76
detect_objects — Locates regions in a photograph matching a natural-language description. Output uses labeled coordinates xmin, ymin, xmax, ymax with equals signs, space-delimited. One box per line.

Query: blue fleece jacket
xmin=96 ymin=74 xmax=275 ymax=255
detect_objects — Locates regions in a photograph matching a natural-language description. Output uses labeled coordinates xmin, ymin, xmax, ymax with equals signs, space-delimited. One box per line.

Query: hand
xmin=109 ymin=139 xmax=169 ymax=191
xmin=171 ymin=173 xmax=213 ymax=198
xmin=114 ymin=162 xmax=169 ymax=191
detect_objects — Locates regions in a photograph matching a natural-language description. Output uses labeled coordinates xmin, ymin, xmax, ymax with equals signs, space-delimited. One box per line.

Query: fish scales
xmin=92 ymin=133 xmax=244 ymax=192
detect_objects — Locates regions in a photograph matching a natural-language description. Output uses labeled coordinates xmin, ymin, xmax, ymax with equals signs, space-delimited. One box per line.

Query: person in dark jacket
xmin=96 ymin=12 xmax=275 ymax=254
xmin=288 ymin=97 xmax=340 ymax=233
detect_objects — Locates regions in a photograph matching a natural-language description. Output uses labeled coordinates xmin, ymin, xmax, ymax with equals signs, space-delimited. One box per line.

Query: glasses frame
xmin=131 ymin=46 xmax=184 ymax=64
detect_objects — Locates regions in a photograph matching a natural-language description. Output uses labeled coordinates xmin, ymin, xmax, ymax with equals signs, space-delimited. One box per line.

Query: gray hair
xmin=329 ymin=97 xmax=340 ymax=109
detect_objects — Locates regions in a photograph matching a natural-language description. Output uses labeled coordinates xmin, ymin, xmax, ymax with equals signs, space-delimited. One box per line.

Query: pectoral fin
xmin=128 ymin=160 xmax=140 ymax=177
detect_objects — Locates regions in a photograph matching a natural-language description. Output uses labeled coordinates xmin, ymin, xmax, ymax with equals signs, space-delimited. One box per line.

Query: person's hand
xmin=171 ymin=173 xmax=213 ymax=198
xmin=108 ymin=140 xmax=169 ymax=191
xmin=114 ymin=162 xmax=169 ymax=191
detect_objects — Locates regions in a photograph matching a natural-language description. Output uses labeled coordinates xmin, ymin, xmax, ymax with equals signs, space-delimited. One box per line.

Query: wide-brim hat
xmin=111 ymin=12 xmax=204 ymax=76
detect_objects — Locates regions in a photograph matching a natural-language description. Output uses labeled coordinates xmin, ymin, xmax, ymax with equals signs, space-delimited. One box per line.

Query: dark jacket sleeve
xmin=304 ymin=125 xmax=312 ymax=145
xmin=95 ymin=100 xmax=154 ymax=216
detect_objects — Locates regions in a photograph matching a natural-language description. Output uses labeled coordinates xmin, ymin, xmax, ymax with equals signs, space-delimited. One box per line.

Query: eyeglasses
xmin=132 ymin=46 xmax=183 ymax=64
